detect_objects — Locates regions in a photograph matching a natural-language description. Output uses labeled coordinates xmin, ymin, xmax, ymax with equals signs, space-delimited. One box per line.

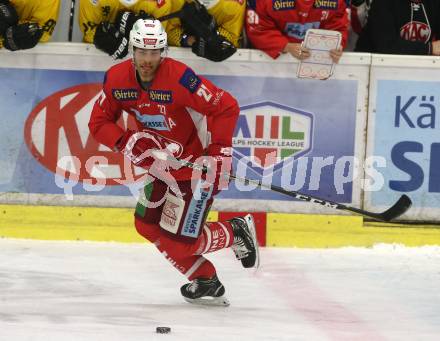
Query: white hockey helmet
xmin=129 ymin=19 xmax=168 ymax=51
xmin=119 ymin=0 xmax=139 ymax=6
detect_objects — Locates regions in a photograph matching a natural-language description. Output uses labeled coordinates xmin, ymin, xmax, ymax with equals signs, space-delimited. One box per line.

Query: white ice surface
xmin=1 ymin=239 xmax=440 ymax=341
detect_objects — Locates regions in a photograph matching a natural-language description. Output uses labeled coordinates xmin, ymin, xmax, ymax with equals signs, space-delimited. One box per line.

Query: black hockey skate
xmin=230 ymin=214 xmax=260 ymax=269
xmin=181 ymin=274 xmax=230 ymax=307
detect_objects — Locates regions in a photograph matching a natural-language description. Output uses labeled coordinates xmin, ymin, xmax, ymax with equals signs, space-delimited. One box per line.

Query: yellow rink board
xmin=267 ymin=213 xmax=440 ymax=248
xmin=0 ymin=205 xmax=218 ymax=243
xmin=1 ymin=204 xmax=440 ymax=247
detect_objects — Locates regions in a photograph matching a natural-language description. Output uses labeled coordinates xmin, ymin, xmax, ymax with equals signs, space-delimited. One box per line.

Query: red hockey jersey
xmin=89 ymin=58 xmax=239 ymax=180
xmin=246 ymin=0 xmax=349 ymax=58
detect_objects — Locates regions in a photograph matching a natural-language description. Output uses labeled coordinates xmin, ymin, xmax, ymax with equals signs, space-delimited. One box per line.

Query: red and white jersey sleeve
xmin=89 ymin=72 xmax=125 ymax=150
xmin=246 ymin=0 xmax=349 ymax=59
xmin=172 ymin=63 xmax=239 ymax=154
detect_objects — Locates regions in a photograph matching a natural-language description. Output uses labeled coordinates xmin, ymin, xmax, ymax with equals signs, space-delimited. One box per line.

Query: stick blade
xmin=377 ymin=194 xmax=412 ymax=222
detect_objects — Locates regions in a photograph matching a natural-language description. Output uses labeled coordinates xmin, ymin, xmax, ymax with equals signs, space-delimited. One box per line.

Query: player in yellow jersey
xmin=79 ymin=0 xmax=173 ymax=59
xmin=0 ymin=0 xmax=60 ymax=50
xmin=167 ymin=0 xmax=243 ymax=61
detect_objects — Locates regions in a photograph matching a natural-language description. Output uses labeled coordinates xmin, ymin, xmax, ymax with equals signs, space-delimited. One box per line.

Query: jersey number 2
xmin=196 ymin=84 xmax=212 ymax=102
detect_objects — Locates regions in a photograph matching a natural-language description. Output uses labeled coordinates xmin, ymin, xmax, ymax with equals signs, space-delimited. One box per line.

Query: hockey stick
xmin=68 ymin=0 xmax=76 ymax=42
xmin=153 ymin=152 xmax=412 ymax=222
xmin=155 ymin=0 xmax=203 ymax=22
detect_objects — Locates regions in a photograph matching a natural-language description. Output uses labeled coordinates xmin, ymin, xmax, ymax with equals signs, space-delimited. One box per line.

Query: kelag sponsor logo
xmin=24 ymin=83 xmax=145 ymax=186
xmin=233 ymin=101 xmax=313 ymax=175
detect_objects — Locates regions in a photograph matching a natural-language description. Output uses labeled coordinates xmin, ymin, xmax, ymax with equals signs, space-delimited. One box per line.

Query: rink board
xmin=364 ymin=55 xmax=440 ymax=221
xmin=0 ymin=44 xmax=368 ymax=217
xmin=2 ymin=204 xmax=440 ymax=248
xmin=1 ymin=45 xmax=440 ymax=222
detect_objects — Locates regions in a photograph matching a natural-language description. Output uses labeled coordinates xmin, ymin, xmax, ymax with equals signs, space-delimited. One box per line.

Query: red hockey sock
xmin=159 ymin=242 xmax=216 ymax=281
xmin=197 ymin=221 xmax=234 ymax=255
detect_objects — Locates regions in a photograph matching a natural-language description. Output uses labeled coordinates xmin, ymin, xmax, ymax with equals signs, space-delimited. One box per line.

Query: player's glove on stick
xmin=94 ymin=21 xmax=128 ymax=59
xmin=3 ymin=22 xmax=43 ymax=50
xmin=198 ymin=144 xmax=232 ymax=193
xmin=115 ymin=130 xmax=166 ymax=169
xmin=0 ymin=0 xmax=18 ymax=35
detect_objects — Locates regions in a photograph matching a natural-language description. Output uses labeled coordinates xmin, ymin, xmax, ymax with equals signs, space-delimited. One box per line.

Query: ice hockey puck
xmin=156 ymin=327 xmax=171 ymax=334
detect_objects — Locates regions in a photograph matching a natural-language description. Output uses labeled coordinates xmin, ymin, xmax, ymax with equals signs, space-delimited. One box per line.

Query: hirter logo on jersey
xmin=233 ymin=102 xmax=313 ymax=176
xmin=400 ymin=21 xmax=431 ymax=43
xmin=272 ymin=0 xmax=295 ymax=11
xmin=143 ymin=38 xmax=157 ymax=45
xmin=112 ymin=88 xmax=139 ymax=101
xmin=149 ymin=89 xmax=173 ymax=103
xmin=313 ymin=0 xmax=338 ymax=10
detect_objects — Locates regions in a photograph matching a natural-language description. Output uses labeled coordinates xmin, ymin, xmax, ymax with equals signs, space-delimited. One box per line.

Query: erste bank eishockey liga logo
xmin=233 ymin=102 xmax=313 ymax=175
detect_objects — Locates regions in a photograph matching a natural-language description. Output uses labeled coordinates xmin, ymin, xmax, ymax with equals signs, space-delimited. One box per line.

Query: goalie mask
xmin=129 ymin=19 xmax=168 ymax=56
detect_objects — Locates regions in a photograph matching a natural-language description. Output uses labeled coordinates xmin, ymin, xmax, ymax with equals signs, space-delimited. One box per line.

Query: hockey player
xmin=88 ymin=18 xmax=259 ymax=306
xmin=166 ymin=0 xmax=244 ymax=61
xmin=245 ymin=0 xmax=349 ymax=62
xmin=355 ymin=0 xmax=440 ymax=55
xmin=79 ymin=0 xmax=173 ymax=59
xmin=345 ymin=0 xmax=371 ymax=51
xmin=0 ymin=0 xmax=60 ymax=50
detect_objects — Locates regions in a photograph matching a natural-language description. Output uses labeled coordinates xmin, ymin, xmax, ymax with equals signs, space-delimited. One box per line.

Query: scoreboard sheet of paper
xmin=297 ymin=29 xmax=342 ymax=80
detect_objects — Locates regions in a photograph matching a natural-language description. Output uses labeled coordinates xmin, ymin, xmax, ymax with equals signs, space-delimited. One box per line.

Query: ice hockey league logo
xmin=233 ymin=101 xmax=313 ymax=175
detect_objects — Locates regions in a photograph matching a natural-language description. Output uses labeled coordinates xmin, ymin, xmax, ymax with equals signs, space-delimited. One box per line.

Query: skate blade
xmin=244 ymin=214 xmax=260 ymax=269
xmin=184 ymin=296 xmax=230 ymax=307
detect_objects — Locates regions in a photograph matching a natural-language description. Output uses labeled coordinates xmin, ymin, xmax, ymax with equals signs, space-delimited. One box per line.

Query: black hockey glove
xmin=180 ymin=1 xmax=216 ymax=41
xmin=3 ymin=23 xmax=43 ymax=51
xmin=192 ymin=34 xmax=236 ymax=62
xmin=114 ymin=11 xmax=154 ymax=38
xmin=0 ymin=0 xmax=19 ymax=35
xmin=94 ymin=21 xmax=129 ymax=59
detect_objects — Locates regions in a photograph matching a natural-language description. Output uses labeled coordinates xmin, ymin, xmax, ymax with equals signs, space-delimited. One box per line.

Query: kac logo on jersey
xmin=133 ymin=109 xmax=170 ymax=131
xmin=314 ymin=0 xmax=338 ymax=10
xmin=233 ymin=101 xmax=313 ymax=175
xmin=272 ymin=0 xmax=295 ymax=11
xmin=112 ymin=88 xmax=139 ymax=101
xmin=285 ymin=21 xmax=320 ymax=40
xmin=149 ymin=89 xmax=173 ymax=103
xmin=400 ymin=21 xmax=431 ymax=43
